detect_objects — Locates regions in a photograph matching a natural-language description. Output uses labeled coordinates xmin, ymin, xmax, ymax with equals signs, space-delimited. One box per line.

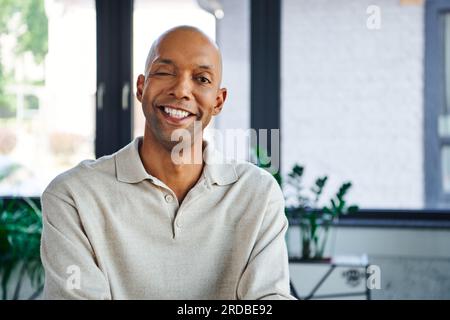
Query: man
xmin=40 ymin=26 xmax=294 ymax=299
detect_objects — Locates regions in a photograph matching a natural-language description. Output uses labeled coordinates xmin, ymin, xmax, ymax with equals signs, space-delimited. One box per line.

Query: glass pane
xmin=132 ymin=0 xmax=216 ymax=139
xmin=445 ymin=14 xmax=450 ymax=117
xmin=442 ymin=146 xmax=450 ymax=193
xmin=439 ymin=114 xmax=450 ymax=137
xmin=442 ymin=14 xmax=450 ymax=138
xmin=0 ymin=0 xmax=96 ymax=196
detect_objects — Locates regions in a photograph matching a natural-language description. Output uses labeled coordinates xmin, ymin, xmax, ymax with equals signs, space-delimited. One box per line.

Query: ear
xmin=136 ymin=74 xmax=145 ymax=102
xmin=212 ymin=88 xmax=227 ymax=115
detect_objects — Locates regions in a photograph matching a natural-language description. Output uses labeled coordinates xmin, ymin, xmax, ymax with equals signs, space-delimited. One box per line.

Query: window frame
xmin=280 ymin=0 xmax=450 ymax=227
xmin=425 ymin=0 xmax=450 ymax=208
xmin=250 ymin=0 xmax=281 ymax=160
xmin=95 ymin=0 xmax=133 ymax=158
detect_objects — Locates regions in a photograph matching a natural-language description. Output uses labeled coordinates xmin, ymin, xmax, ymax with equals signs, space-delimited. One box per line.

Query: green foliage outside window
xmin=0 ymin=0 xmax=48 ymax=117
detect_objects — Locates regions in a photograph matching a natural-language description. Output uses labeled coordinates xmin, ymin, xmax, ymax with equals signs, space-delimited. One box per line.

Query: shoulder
xmin=233 ymin=160 xmax=284 ymax=204
xmin=43 ymin=154 xmax=116 ymax=200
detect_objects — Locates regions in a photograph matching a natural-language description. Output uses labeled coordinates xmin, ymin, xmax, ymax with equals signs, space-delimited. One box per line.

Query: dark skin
xmin=136 ymin=27 xmax=227 ymax=203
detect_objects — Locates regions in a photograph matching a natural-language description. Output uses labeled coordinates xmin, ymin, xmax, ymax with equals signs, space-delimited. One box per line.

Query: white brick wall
xmin=282 ymin=0 xmax=425 ymax=208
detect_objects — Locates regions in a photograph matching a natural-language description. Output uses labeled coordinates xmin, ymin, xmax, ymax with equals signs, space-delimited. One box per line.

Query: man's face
xmin=136 ymin=30 xmax=227 ymax=151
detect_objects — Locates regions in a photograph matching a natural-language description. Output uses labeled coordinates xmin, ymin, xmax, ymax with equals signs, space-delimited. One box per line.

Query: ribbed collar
xmin=115 ymin=136 xmax=238 ymax=186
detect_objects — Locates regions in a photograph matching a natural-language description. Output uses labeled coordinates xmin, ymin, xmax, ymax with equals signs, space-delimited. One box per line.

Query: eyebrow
xmin=153 ymin=58 xmax=174 ymax=66
xmin=153 ymin=58 xmax=214 ymax=70
xmin=197 ymin=65 xmax=214 ymax=71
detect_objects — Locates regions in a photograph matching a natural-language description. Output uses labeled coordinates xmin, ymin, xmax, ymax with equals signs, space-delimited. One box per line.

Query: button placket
xmin=159 ymin=189 xmax=178 ymax=235
xmin=171 ymin=176 xmax=211 ymax=239
xmin=173 ymin=181 xmax=210 ymax=237
xmin=164 ymin=194 xmax=174 ymax=203
xmin=173 ymin=206 xmax=182 ymax=234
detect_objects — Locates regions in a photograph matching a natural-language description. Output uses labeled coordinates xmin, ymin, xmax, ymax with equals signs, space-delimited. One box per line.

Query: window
xmin=282 ymin=0 xmax=430 ymax=210
xmin=0 ymin=0 xmax=96 ymax=196
xmin=425 ymin=0 xmax=450 ymax=209
xmin=0 ymin=0 xmax=218 ymax=197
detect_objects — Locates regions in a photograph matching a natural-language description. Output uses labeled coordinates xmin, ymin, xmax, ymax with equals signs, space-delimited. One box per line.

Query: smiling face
xmin=136 ymin=27 xmax=227 ymax=151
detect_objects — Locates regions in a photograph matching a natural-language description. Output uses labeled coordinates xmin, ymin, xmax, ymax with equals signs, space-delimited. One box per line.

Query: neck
xmin=139 ymin=126 xmax=205 ymax=203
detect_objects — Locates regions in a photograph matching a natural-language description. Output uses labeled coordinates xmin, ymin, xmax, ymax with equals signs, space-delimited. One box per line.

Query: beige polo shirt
xmin=40 ymin=136 xmax=294 ymax=300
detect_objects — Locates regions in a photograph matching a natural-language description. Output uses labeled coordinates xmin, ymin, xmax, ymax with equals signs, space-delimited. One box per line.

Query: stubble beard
xmin=147 ymin=111 xmax=204 ymax=154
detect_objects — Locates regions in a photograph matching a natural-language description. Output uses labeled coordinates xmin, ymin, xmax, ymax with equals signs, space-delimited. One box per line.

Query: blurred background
xmin=0 ymin=0 xmax=449 ymax=300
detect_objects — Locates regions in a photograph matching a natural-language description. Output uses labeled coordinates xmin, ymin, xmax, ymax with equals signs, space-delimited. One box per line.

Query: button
xmin=175 ymin=220 xmax=181 ymax=228
xmin=165 ymin=194 xmax=174 ymax=203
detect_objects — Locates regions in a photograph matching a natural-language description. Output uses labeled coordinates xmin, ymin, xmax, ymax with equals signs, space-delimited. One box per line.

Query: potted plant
xmin=285 ymin=164 xmax=358 ymax=260
xmin=0 ymin=197 xmax=44 ymax=300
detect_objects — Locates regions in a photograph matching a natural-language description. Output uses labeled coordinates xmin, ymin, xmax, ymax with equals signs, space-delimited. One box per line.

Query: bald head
xmin=144 ymin=26 xmax=223 ymax=84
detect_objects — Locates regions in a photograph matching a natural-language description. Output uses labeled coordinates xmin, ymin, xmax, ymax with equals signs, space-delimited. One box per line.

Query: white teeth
xmin=163 ymin=106 xmax=190 ymax=118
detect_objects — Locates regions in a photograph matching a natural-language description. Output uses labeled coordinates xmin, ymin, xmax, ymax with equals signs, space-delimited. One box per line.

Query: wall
xmin=281 ymin=0 xmax=425 ymax=209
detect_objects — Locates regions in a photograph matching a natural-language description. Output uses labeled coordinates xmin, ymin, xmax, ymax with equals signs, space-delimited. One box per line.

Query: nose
xmin=168 ymin=73 xmax=193 ymax=101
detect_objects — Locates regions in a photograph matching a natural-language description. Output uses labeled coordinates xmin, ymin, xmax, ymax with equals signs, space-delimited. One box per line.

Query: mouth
xmin=156 ymin=104 xmax=197 ymax=124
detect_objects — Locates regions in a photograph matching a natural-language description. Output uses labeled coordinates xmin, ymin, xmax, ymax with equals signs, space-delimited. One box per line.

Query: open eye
xmin=196 ymin=76 xmax=211 ymax=84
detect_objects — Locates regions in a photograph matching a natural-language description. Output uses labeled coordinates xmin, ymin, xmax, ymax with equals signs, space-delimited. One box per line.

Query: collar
xmin=115 ymin=137 xmax=152 ymax=183
xmin=115 ymin=137 xmax=238 ymax=186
